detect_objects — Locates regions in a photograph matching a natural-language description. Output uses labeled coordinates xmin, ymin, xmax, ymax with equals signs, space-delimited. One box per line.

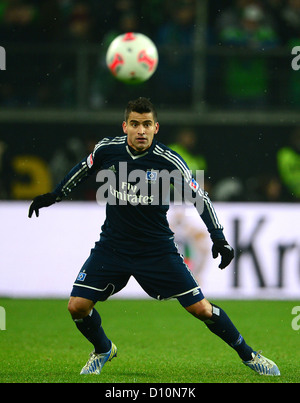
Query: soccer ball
xmin=106 ymin=32 xmax=159 ymax=84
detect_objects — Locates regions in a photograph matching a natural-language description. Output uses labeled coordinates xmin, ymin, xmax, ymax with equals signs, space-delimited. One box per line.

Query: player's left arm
xmin=200 ymin=194 xmax=234 ymax=269
xmin=188 ymin=179 xmax=234 ymax=269
xmin=171 ymin=158 xmax=234 ymax=269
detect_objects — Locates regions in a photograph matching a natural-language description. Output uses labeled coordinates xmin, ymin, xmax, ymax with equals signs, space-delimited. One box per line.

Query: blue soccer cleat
xmin=80 ymin=342 xmax=117 ymax=375
xmin=243 ymin=351 xmax=280 ymax=376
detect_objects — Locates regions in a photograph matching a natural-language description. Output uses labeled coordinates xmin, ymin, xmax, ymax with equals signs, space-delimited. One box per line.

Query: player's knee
xmin=185 ymin=299 xmax=212 ymax=321
xmin=68 ymin=297 xmax=94 ymax=319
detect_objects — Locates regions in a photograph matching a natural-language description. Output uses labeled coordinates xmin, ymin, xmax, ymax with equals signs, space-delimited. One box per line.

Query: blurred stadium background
xmin=1 ymin=0 xmax=300 ymax=300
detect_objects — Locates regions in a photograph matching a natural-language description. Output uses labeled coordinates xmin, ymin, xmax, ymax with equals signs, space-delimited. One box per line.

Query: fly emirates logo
xmin=109 ymin=181 xmax=154 ymax=205
xmin=94 ymin=161 xmax=204 ymax=210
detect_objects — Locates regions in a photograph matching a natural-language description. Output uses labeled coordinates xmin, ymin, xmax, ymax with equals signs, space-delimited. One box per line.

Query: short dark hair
xmin=124 ymin=97 xmax=158 ymax=122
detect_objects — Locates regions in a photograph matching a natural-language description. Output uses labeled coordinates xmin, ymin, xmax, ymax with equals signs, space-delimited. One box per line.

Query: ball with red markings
xmin=106 ymin=32 xmax=159 ymax=84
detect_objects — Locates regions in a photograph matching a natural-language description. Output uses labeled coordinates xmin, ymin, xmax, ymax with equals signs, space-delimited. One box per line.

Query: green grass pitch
xmin=0 ymin=298 xmax=299 ymax=383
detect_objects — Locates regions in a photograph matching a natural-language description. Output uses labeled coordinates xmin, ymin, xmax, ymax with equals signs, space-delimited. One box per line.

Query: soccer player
xmin=28 ymin=97 xmax=280 ymax=376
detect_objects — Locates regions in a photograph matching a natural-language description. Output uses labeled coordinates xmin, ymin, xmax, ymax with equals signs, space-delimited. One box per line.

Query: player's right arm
xmin=28 ymin=139 xmax=106 ymax=218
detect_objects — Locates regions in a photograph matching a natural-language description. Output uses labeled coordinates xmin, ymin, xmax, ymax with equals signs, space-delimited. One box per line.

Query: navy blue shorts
xmin=70 ymin=243 xmax=204 ymax=307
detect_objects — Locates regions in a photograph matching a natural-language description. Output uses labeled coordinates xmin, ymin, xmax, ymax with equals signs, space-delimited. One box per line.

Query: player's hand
xmin=28 ymin=193 xmax=57 ymax=218
xmin=212 ymin=239 xmax=234 ymax=269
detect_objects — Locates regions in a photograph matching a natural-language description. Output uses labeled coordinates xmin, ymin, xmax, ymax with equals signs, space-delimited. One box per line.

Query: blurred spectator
xmin=245 ymin=173 xmax=284 ymax=201
xmin=49 ymin=137 xmax=85 ymax=185
xmin=263 ymin=1 xmax=287 ymax=43
xmin=0 ymin=0 xmax=40 ymax=42
xmin=212 ymin=177 xmax=244 ymax=201
xmin=0 ymin=1 xmax=57 ymax=107
xmin=216 ymin=2 xmax=280 ymax=109
xmin=114 ymin=0 xmax=138 ymax=15
xmin=154 ymin=0 xmax=196 ymax=106
xmin=168 ymin=126 xmax=208 ymax=201
xmin=281 ymin=0 xmax=300 ymax=42
xmin=60 ymin=1 xmax=96 ymax=43
xmin=285 ymin=40 xmax=300 ymax=107
xmin=57 ymin=1 xmax=111 ymax=107
xmin=280 ymin=0 xmax=300 ymax=106
xmin=277 ymin=128 xmax=300 ymax=200
xmin=215 ymin=0 xmax=256 ymax=33
xmin=168 ymin=127 xmax=207 ymax=175
xmin=56 ymin=1 xmax=97 ymax=106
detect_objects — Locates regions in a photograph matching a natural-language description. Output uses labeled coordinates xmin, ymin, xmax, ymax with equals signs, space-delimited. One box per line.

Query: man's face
xmin=122 ymin=111 xmax=159 ymax=152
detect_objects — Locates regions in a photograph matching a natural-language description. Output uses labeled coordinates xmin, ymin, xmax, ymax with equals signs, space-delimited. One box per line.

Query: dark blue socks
xmin=74 ymin=304 xmax=253 ymax=361
xmin=204 ymin=304 xmax=253 ymax=361
xmin=74 ymin=308 xmax=111 ymax=354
